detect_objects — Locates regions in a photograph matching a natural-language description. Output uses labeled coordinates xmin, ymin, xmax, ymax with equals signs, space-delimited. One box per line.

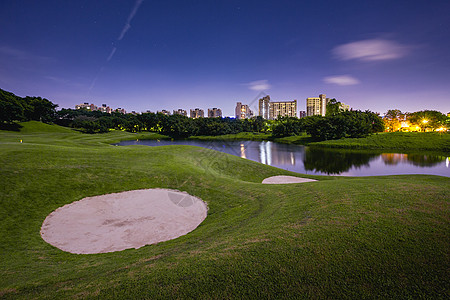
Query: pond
xmin=115 ymin=139 xmax=450 ymax=177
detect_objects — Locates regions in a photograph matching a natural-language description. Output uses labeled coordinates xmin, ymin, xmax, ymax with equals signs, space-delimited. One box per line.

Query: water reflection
xmin=258 ymin=141 xmax=297 ymax=166
xmin=303 ymin=148 xmax=378 ymax=175
xmin=381 ymin=153 xmax=446 ymax=167
xmin=240 ymin=143 xmax=246 ymax=159
xmin=259 ymin=141 xmax=272 ymax=165
xmin=115 ymin=139 xmax=449 ymax=177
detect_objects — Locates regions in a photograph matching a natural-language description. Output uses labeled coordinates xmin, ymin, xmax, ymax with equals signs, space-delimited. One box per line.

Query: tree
xmin=325 ymin=98 xmax=342 ymax=117
xmin=383 ymin=109 xmax=405 ymax=132
xmin=0 ymin=89 xmax=25 ymax=123
xmin=304 ymin=111 xmax=384 ymax=141
xmin=23 ymin=96 xmax=58 ymax=123
xmin=407 ymin=110 xmax=447 ymax=131
xmin=272 ymin=117 xmax=305 ymax=137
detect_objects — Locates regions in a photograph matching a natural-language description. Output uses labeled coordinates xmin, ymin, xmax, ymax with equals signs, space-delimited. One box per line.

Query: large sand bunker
xmin=40 ymin=189 xmax=207 ymax=254
xmin=262 ymin=175 xmax=317 ymax=184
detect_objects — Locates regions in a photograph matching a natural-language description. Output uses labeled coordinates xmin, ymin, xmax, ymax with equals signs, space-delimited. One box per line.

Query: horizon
xmin=1 ymin=0 xmax=449 ymax=116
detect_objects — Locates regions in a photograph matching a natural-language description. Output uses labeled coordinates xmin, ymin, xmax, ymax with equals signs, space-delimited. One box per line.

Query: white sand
xmin=262 ymin=175 xmax=317 ymax=184
xmin=40 ymin=189 xmax=207 ymax=254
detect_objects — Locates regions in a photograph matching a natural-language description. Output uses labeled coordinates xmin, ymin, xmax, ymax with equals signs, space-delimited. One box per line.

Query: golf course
xmin=0 ymin=121 xmax=449 ymax=299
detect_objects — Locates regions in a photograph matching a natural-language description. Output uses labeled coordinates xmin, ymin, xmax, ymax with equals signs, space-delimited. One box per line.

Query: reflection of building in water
xmin=381 ymin=153 xmax=408 ymax=165
xmin=259 ymin=141 xmax=272 ymax=165
xmin=447 ymin=157 xmax=449 ymax=168
xmin=240 ymin=143 xmax=246 ymax=159
xmin=258 ymin=141 xmax=296 ymax=166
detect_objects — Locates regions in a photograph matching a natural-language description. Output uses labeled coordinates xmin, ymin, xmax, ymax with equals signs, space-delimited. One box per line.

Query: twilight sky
xmin=1 ymin=0 xmax=449 ymax=116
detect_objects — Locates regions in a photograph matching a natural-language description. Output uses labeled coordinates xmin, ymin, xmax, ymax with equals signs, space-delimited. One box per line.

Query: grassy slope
xmin=188 ymin=131 xmax=450 ymax=153
xmin=310 ymin=132 xmax=450 ymax=153
xmin=189 ymin=132 xmax=272 ymax=141
xmin=0 ymin=122 xmax=449 ymax=299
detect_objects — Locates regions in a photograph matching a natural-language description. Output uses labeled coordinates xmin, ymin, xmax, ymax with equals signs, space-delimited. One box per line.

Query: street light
xmin=422 ymin=119 xmax=429 ymax=132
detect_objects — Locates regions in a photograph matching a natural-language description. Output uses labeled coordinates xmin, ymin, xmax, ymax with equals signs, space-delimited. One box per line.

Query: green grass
xmin=188 ymin=132 xmax=272 ymax=141
xmin=0 ymin=122 xmax=449 ymax=299
xmin=309 ymin=132 xmax=450 ymax=153
xmin=190 ymin=131 xmax=450 ymax=154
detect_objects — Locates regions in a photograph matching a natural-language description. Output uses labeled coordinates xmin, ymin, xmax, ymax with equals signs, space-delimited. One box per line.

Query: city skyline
xmin=1 ymin=1 xmax=449 ymax=116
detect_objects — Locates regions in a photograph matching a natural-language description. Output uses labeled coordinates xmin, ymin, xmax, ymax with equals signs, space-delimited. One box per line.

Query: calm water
xmin=116 ymin=139 xmax=450 ymax=177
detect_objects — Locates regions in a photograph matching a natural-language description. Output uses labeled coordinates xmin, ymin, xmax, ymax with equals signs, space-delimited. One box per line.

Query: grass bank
xmin=187 ymin=131 xmax=450 ymax=153
xmin=188 ymin=132 xmax=271 ymax=141
xmin=0 ymin=122 xmax=449 ymax=299
xmin=309 ymin=132 xmax=450 ymax=153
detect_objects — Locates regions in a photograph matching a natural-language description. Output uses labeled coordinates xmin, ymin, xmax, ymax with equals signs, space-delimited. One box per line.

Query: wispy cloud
xmin=333 ymin=39 xmax=409 ymax=62
xmin=107 ymin=47 xmax=117 ymax=61
xmin=324 ymin=75 xmax=360 ymax=86
xmin=89 ymin=0 xmax=144 ymax=94
xmin=0 ymin=46 xmax=53 ymax=62
xmin=88 ymin=67 xmax=105 ymax=94
xmin=118 ymin=0 xmax=144 ymax=41
xmin=245 ymin=80 xmax=271 ymax=91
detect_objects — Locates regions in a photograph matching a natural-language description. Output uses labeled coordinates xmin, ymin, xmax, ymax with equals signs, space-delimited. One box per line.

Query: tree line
xmin=384 ymin=109 xmax=449 ymax=132
xmin=2 ymin=88 xmax=447 ymax=141
xmin=272 ymin=99 xmax=385 ymax=140
xmin=0 ymin=88 xmax=58 ymax=123
xmin=56 ymin=108 xmax=266 ymax=137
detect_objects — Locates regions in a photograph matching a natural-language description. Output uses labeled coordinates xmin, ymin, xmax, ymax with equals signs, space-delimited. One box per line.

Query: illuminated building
xmin=75 ymin=102 xmax=90 ymax=110
xmin=269 ymin=100 xmax=297 ymax=119
xmin=208 ymin=108 xmax=222 ymax=118
xmin=306 ymin=94 xmax=349 ymax=116
xmin=259 ymin=95 xmax=297 ymax=119
xmin=306 ymin=94 xmax=328 ymax=116
xmin=190 ymin=108 xmax=204 ymax=118
xmin=173 ymin=109 xmax=187 ymax=116
xmin=158 ymin=110 xmax=171 ymax=115
xmin=75 ymin=102 xmax=119 ymax=114
xmin=258 ymin=96 xmax=270 ymax=119
xmin=235 ymin=102 xmax=253 ymax=119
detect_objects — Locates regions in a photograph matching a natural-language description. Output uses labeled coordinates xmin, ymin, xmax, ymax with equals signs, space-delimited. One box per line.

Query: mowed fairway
xmin=0 ymin=122 xmax=449 ymax=299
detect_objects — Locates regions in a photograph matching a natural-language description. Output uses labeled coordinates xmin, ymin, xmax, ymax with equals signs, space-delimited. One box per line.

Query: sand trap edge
xmin=40 ymin=188 xmax=208 ymax=254
xmin=262 ymin=175 xmax=317 ymax=184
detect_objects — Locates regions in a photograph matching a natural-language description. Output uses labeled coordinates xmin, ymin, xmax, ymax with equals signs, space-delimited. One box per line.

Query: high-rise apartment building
xmin=75 ymin=102 xmax=90 ymax=110
xmin=208 ymin=108 xmax=222 ymax=118
xmin=258 ymin=95 xmax=270 ymax=119
xmin=98 ymin=104 xmax=112 ymax=113
xmin=299 ymin=111 xmax=306 ymax=118
xmin=75 ymin=102 xmax=114 ymax=114
xmin=173 ymin=109 xmax=187 ymax=116
xmin=270 ymin=100 xmax=297 ymax=119
xmin=306 ymin=94 xmax=350 ymax=116
xmin=190 ymin=108 xmax=204 ymax=118
xmin=259 ymin=95 xmax=297 ymax=119
xmin=306 ymin=94 xmax=329 ymax=116
xmin=235 ymin=102 xmax=253 ymax=119
xmin=158 ymin=110 xmax=171 ymax=115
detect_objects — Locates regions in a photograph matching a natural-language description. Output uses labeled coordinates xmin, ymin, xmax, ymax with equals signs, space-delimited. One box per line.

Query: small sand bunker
xmin=262 ymin=175 xmax=317 ymax=184
xmin=40 ymin=189 xmax=207 ymax=254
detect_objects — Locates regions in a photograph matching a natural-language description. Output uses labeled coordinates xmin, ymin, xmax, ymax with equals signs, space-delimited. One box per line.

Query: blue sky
xmin=1 ymin=0 xmax=449 ymax=116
